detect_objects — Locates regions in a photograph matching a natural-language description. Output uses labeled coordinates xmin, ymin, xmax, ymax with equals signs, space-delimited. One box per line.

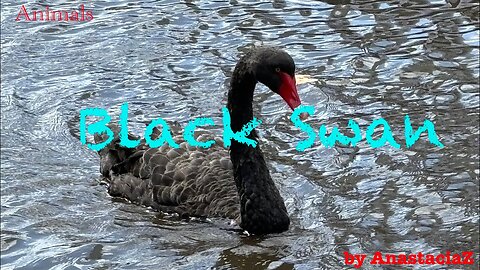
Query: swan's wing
xmin=96 ymin=125 xmax=240 ymax=219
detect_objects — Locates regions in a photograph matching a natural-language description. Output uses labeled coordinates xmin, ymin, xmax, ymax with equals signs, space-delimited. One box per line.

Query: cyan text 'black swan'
xmin=96 ymin=47 xmax=302 ymax=234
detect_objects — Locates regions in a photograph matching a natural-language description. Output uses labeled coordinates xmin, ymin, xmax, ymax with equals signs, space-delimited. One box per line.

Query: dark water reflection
xmin=1 ymin=0 xmax=479 ymax=269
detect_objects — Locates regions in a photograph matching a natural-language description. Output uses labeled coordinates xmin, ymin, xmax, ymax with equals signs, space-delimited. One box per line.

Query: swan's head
xmin=252 ymin=47 xmax=301 ymax=111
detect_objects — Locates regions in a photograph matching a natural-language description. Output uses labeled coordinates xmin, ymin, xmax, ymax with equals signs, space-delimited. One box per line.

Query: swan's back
xmin=96 ymin=125 xmax=240 ymax=219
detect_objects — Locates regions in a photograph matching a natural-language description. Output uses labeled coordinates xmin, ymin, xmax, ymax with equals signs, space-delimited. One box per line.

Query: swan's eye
xmin=275 ymin=67 xmax=281 ymax=73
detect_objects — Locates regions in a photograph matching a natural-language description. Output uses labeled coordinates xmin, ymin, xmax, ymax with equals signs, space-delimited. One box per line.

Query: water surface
xmin=1 ymin=0 xmax=479 ymax=269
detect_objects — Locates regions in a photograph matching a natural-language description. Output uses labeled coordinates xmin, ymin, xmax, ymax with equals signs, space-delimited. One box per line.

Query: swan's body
xmin=96 ymin=47 xmax=301 ymax=234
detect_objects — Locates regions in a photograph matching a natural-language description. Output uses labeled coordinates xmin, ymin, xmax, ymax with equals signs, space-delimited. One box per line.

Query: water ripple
xmin=1 ymin=0 xmax=478 ymax=269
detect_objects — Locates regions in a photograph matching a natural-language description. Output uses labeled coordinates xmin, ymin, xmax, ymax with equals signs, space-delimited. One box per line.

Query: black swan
xmin=95 ymin=47 xmax=302 ymax=234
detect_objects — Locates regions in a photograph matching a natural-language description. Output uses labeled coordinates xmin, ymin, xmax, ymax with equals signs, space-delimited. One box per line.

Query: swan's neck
xmin=227 ymin=68 xmax=256 ymax=133
xmin=226 ymin=63 xmax=290 ymax=234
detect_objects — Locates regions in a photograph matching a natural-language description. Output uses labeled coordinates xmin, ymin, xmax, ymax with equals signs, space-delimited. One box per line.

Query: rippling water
xmin=1 ymin=0 xmax=479 ymax=269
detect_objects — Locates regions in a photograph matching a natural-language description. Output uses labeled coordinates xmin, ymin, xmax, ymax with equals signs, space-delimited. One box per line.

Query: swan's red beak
xmin=278 ymin=72 xmax=301 ymax=111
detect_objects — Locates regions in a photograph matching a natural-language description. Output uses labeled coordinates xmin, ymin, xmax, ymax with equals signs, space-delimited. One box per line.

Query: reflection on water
xmin=1 ymin=0 xmax=478 ymax=269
